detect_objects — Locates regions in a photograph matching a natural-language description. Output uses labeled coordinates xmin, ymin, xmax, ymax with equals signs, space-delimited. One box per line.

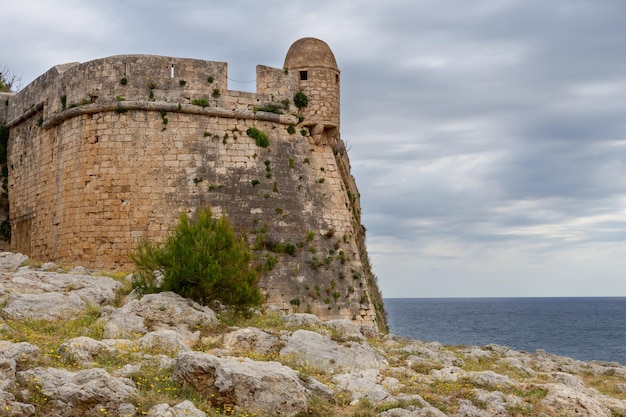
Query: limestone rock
xmin=0 ymin=252 xmax=29 ymax=271
xmin=280 ymin=313 xmax=323 ymax=328
xmin=401 ymin=341 xmax=464 ymax=367
xmin=221 ymin=327 xmax=278 ymax=356
xmin=540 ymin=383 xmax=613 ymax=417
xmin=147 ymin=400 xmax=207 ymax=417
xmin=0 ymin=269 xmax=121 ymax=320
xmin=3 ymin=292 xmax=86 ymax=320
xmin=16 ymin=367 xmax=137 ymax=417
xmin=332 ymin=369 xmax=398 ymax=404
xmin=279 ymin=329 xmax=388 ymax=372
xmin=468 ymin=370 xmax=516 ymax=390
xmin=324 ymin=319 xmax=367 ymax=340
xmin=138 ymin=330 xmax=191 ymax=355
xmin=473 ymin=389 xmax=525 ymax=416
xmin=58 ymin=337 xmax=135 ymax=366
xmin=380 ymin=406 xmax=447 ymax=417
xmin=0 ymin=341 xmax=39 ymax=416
xmin=430 ymin=366 xmax=466 ymax=382
xmin=100 ymin=291 xmax=217 ymax=342
xmin=457 ymin=399 xmax=492 ymax=417
xmin=174 ymin=351 xmax=310 ymax=417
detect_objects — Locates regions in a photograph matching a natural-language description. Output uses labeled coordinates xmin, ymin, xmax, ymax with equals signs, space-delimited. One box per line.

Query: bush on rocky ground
xmin=130 ymin=207 xmax=262 ymax=313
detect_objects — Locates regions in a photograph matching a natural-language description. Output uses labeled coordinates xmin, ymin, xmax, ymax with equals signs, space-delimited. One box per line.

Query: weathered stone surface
xmin=3 ymin=292 xmax=87 ymax=320
xmin=430 ymin=366 xmax=466 ymax=382
xmin=138 ymin=330 xmax=191 ymax=355
xmin=468 ymin=370 xmax=516 ymax=390
xmin=540 ymin=383 xmax=613 ymax=416
xmin=279 ymin=329 xmax=388 ymax=372
xmin=401 ymin=341 xmax=465 ymax=367
xmin=16 ymin=367 xmax=137 ymax=417
xmin=221 ymin=327 xmax=278 ymax=356
xmin=332 ymin=369 xmax=399 ymax=404
xmin=280 ymin=313 xmax=323 ymax=328
xmin=0 ymin=268 xmax=121 ymax=320
xmin=174 ymin=351 xmax=310 ymax=417
xmin=100 ymin=291 xmax=217 ymax=342
xmin=324 ymin=319 xmax=367 ymax=340
xmin=0 ymin=341 xmax=39 ymax=416
xmin=0 ymin=252 xmax=28 ymax=271
xmin=380 ymin=406 xmax=447 ymax=417
xmin=58 ymin=337 xmax=135 ymax=366
xmin=147 ymin=400 xmax=207 ymax=417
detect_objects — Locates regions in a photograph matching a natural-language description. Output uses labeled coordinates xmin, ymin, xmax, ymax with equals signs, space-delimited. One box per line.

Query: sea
xmin=384 ymin=297 xmax=626 ymax=365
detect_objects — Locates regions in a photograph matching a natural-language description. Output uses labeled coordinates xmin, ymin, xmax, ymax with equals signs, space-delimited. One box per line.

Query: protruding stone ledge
xmin=37 ymin=101 xmax=299 ymax=129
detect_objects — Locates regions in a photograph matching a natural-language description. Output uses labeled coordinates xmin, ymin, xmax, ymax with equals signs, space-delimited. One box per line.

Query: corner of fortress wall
xmin=4 ymin=39 xmax=387 ymax=330
xmin=0 ymin=92 xmax=12 ymax=124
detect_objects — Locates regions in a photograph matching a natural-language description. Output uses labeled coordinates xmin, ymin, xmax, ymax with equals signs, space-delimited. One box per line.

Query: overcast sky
xmin=2 ymin=0 xmax=626 ymax=298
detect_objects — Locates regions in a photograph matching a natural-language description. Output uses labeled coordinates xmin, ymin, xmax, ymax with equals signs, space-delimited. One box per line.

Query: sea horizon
xmin=384 ymin=297 xmax=626 ymax=365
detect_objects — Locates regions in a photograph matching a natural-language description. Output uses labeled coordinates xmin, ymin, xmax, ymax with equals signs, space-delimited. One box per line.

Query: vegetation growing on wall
xmin=0 ymin=123 xmax=9 ymax=241
xmin=293 ymin=92 xmax=308 ymax=109
xmin=246 ymin=127 xmax=269 ymax=148
xmin=130 ymin=207 xmax=262 ymax=313
xmin=192 ymin=98 xmax=209 ymax=107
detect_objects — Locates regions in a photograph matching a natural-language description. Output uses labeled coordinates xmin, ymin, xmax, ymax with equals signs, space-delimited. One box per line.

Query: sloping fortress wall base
xmin=2 ymin=38 xmax=386 ymax=329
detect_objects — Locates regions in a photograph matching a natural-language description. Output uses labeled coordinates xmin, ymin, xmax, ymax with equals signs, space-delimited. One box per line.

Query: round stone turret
xmin=284 ymin=38 xmax=340 ymax=145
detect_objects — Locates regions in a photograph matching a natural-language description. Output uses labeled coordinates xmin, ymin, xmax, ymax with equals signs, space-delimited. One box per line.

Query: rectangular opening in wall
xmin=170 ymin=64 xmax=175 ymax=78
xmin=13 ymin=217 xmax=32 ymax=256
xmin=299 ymin=71 xmax=308 ymax=81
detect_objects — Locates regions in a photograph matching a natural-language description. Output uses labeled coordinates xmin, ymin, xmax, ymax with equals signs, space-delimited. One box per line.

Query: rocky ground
xmin=1 ymin=252 xmax=626 ymax=417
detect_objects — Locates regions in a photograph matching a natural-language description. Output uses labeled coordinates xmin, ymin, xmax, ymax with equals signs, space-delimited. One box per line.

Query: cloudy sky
xmin=2 ymin=0 xmax=625 ymax=298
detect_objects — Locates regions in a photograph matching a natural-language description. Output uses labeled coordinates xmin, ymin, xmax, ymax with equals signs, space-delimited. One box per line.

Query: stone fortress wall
xmin=1 ymin=38 xmax=386 ymax=328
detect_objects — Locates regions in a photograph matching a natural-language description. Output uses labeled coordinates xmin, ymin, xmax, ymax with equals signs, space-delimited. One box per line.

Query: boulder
xmin=279 ymin=329 xmax=388 ymax=372
xmin=138 ymin=330 xmax=191 ymax=355
xmin=430 ymin=366 xmax=466 ymax=382
xmin=380 ymin=406 xmax=447 ymax=417
xmin=2 ymin=292 xmax=86 ymax=320
xmin=174 ymin=351 xmax=310 ymax=417
xmin=332 ymin=369 xmax=398 ymax=404
xmin=540 ymin=383 xmax=613 ymax=416
xmin=17 ymin=367 xmax=137 ymax=417
xmin=280 ymin=313 xmax=322 ymax=328
xmin=0 ymin=252 xmax=29 ymax=271
xmin=0 ymin=341 xmax=39 ymax=417
xmin=221 ymin=327 xmax=278 ymax=356
xmin=147 ymin=400 xmax=206 ymax=417
xmin=400 ymin=341 xmax=464 ymax=367
xmin=468 ymin=370 xmax=516 ymax=390
xmin=0 ymin=270 xmax=121 ymax=320
xmin=100 ymin=291 xmax=217 ymax=343
xmin=58 ymin=337 xmax=135 ymax=366
xmin=324 ymin=319 xmax=366 ymax=340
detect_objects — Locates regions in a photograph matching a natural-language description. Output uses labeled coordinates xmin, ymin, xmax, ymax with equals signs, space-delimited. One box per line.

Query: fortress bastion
xmin=0 ymin=38 xmax=386 ymax=329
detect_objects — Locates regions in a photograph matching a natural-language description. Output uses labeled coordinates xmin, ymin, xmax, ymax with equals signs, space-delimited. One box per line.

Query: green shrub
xmin=191 ymin=98 xmax=209 ymax=107
xmin=294 ymin=92 xmax=308 ymax=108
xmin=246 ymin=127 xmax=269 ymax=148
xmin=130 ymin=207 xmax=262 ymax=311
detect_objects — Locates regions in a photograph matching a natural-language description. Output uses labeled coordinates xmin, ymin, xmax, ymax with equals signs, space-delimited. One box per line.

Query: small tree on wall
xmin=0 ymin=65 xmax=21 ymax=92
xmin=130 ymin=207 xmax=263 ymax=312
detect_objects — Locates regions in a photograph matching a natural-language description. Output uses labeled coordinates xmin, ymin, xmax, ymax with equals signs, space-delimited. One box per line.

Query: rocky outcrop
xmin=1 ymin=252 xmax=626 ymax=416
xmin=99 ymin=291 xmax=217 ymax=343
xmin=16 ymin=367 xmax=137 ymax=416
xmin=174 ymin=352 xmax=310 ymax=417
